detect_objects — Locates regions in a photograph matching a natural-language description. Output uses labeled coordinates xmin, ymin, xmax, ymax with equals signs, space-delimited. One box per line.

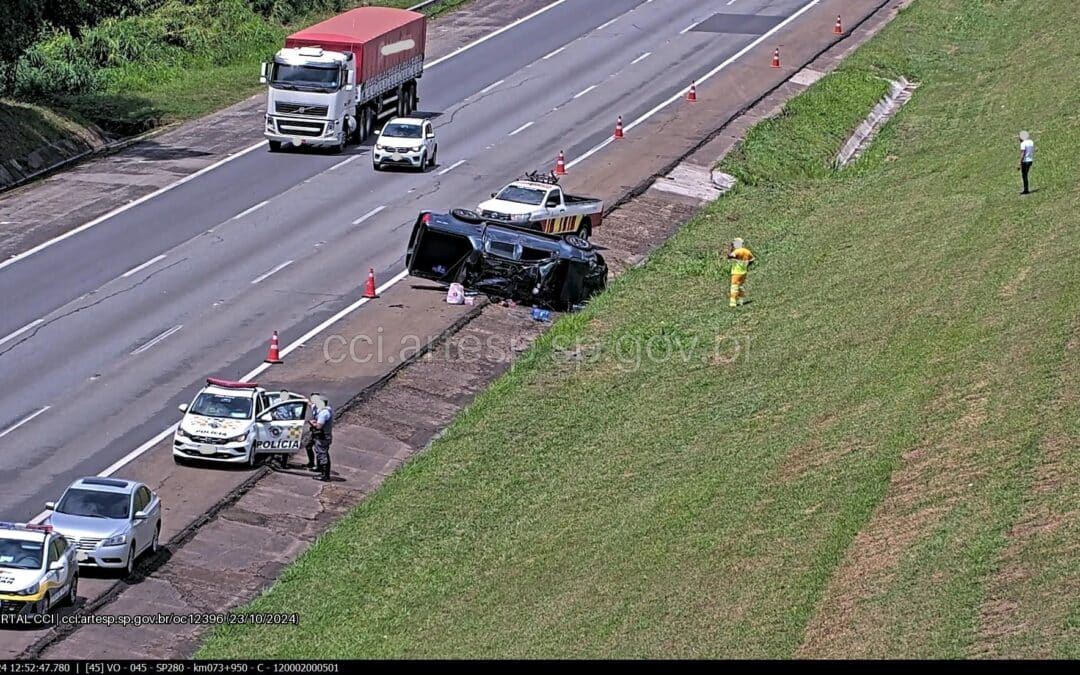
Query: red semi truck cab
xmin=261 ymin=7 xmax=427 ymax=153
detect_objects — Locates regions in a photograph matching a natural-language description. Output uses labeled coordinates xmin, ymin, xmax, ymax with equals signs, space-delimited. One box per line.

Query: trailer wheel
xmin=362 ymin=107 xmax=375 ymax=142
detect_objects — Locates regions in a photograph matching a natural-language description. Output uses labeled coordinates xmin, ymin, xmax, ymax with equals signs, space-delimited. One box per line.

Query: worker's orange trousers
xmin=729 ymin=273 xmax=747 ymax=307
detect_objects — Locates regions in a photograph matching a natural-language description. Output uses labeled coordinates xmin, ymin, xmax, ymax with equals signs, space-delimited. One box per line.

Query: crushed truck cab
xmin=477 ymin=172 xmax=604 ymax=240
xmin=172 ymin=379 xmax=311 ymax=468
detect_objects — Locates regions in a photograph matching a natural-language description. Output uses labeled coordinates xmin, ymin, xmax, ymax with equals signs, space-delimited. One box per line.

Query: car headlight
xmin=13 ymin=583 xmax=39 ymax=596
xmin=375 ymin=144 xmax=386 ymax=151
xmin=175 ymin=428 xmax=190 ymax=439
xmin=511 ymin=213 xmax=531 ymax=222
xmin=327 ymin=120 xmax=335 ymax=130
xmin=102 ymin=533 xmax=127 ymax=547
xmin=228 ymin=430 xmax=251 ymax=443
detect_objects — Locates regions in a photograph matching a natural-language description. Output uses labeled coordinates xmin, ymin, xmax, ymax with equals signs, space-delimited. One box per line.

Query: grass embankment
xmin=0 ymin=0 xmax=469 ymax=165
xmin=198 ymin=0 xmax=1080 ymax=658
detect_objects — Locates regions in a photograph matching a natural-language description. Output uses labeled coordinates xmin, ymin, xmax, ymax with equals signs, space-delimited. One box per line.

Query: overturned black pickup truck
xmin=405 ymin=208 xmax=608 ymax=309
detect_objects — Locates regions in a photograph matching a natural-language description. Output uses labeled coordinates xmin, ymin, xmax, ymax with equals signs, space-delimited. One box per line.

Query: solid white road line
xmin=30 ymin=0 xmax=823 ymax=523
xmin=631 ymin=52 xmax=652 ymax=65
xmin=131 ymin=324 xmax=183 ymax=356
xmin=250 ymin=260 xmax=294 ymax=285
xmin=232 ymin=199 xmax=270 ymax=220
xmin=0 ymin=319 xmax=44 ymax=348
xmin=55 ymin=268 xmax=414 ymax=502
xmin=680 ymin=21 xmax=700 ymax=34
xmin=426 ymin=0 xmax=569 ymax=68
xmin=328 ymin=156 xmax=358 ymax=171
xmin=566 ymin=0 xmax=821 ymax=170
xmin=543 ymin=45 xmax=567 ymax=60
xmin=509 ymin=121 xmax=535 ymax=136
xmin=121 ymin=254 xmax=167 ymax=279
xmin=0 ymin=406 xmax=50 ymax=440
xmin=597 ymin=17 xmax=619 ymax=30
xmin=2 ymin=0 xmax=573 ymax=275
xmin=352 ymin=205 xmax=386 ymax=225
xmin=438 ymin=159 xmax=467 ymax=175
xmin=480 ymin=79 xmax=505 ymax=94
xmin=0 ymin=142 xmax=265 ymax=273
xmin=573 ymin=85 xmax=597 ymax=99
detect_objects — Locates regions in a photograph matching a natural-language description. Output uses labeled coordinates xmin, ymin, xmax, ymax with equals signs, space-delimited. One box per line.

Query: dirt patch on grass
xmin=778 ymin=405 xmax=876 ymax=482
xmin=796 ymin=382 xmax=992 ymax=657
xmin=972 ymin=322 xmax=1080 ymax=658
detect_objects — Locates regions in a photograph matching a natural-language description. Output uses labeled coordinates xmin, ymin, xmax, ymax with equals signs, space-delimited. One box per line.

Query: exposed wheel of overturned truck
xmin=563 ymin=234 xmax=593 ymax=251
xmin=450 ymin=208 xmax=485 ymax=224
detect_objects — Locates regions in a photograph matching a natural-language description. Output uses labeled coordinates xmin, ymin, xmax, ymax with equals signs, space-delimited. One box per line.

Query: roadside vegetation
xmin=0 ymin=0 xmax=468 ymax=164
xmin=198 ymin=0 xmax=1079 ymax=658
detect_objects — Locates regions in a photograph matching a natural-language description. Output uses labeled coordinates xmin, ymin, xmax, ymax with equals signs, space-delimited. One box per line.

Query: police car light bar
xmin=0 ymin=521 xmax=49 ymax=532
xmin=206 ymin=378 xmax=258 ymax=389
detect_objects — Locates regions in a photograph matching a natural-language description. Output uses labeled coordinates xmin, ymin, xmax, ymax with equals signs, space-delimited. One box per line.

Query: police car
xmin=0 ymin=522 xmax=78 ymax=618
xmin=172 ymin=378 xmax=312 ymax=467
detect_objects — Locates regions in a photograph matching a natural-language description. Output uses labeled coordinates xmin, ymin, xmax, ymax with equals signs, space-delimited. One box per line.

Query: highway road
xmin=0 ymin=0 xmax=812 ymax=521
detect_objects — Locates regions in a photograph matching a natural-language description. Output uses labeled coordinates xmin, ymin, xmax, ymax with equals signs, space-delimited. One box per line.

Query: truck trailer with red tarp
xmin=261 ymin=7 xmax=427 ymax=153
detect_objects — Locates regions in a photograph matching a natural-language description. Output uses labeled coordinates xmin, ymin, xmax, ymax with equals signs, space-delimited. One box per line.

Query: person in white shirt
xmin=1019 ymin=131 xmax=1035 ymax=194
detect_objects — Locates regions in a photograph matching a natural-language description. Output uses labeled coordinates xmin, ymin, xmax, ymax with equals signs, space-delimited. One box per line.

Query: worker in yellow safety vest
xmin=727 ymin=238 xmax=755 ymax=307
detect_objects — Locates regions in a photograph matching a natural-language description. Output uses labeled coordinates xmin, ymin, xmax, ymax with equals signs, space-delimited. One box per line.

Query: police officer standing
xmin=307 ymin=394 xmax=333 ymax=482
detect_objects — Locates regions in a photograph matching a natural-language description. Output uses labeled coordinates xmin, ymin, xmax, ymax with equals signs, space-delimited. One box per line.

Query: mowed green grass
xmin=197 ymin=0 xmax=1080 ymax=658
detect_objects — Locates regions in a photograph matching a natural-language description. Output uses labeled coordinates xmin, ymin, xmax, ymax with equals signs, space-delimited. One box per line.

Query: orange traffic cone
xmin=687 ymin=82 xmax=697 ymax=102
xmin=363 ymin=268 xmax=377 ymax=298
xmin=613 ymin=116 xmax=624 ymax=139
xmin=264 ymin=331 xmax=284 ymax=364
xmin=834 ymin=15 xmax=843 ymax=34
xmin=555 ymin=150 xmax=567 ymax=175
xmin=771 ymin=47 xmax=781 ymax=68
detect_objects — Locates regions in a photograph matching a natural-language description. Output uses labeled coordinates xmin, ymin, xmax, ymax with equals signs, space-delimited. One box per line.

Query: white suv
xmin=372 ymin=117 xmax=437 ymax=172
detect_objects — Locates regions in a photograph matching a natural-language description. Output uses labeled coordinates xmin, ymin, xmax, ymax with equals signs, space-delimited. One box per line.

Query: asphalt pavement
xmin=0 ymin=0 xmax=812 ymax=522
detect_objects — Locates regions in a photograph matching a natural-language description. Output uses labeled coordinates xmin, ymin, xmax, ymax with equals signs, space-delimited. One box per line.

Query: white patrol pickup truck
xmin=0 ymin=522 xmax=78 ymax=619
xmin=172 ymin=378 xmax=312 ymax=468
xmin=477 ymin=172 xmax=604 ymax=240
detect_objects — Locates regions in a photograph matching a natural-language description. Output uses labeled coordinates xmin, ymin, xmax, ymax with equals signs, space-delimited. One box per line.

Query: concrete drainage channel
xmin=835 ymin=77 xmax=920 ymax=168
xmin=18 ymin=0 xmax=909 ymax=659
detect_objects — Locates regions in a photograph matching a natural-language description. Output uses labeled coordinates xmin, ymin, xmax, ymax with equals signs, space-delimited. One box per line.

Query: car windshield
xmin=56 ymin=488 xmax=130 ymax=519
xmin=189 ymin=393 xmax=252 ymax=419
xmin=270 ymin=63 xmax=339 ymax=91
xmin=495 ymin=186 xmax=547 ymax=205
xmin=382 ymin=123 xmax=422 ymax=139
xmin=0 ymin=537 xmax=43 ymax=569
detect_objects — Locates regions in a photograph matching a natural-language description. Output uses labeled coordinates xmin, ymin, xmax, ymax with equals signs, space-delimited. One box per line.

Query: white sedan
xmin=372 ymin=117 xmax=438 ymax=172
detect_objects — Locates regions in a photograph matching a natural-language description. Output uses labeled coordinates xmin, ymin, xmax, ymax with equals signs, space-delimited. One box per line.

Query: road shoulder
xmin=25 ymin=0 xmax=905 ymax=659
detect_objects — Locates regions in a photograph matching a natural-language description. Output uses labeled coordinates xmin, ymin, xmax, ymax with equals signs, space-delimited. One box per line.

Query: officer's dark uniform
xmin=310 ymin=399 xmax=333 ymax=481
